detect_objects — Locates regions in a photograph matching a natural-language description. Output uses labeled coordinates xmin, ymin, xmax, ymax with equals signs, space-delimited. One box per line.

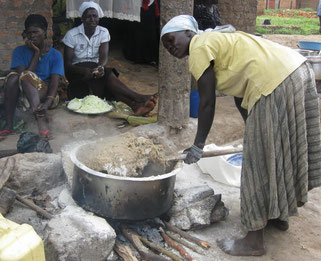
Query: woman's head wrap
xmin=161 ymin=15 xmax=199 ymax=38
xmin=161 ymin=15 xmax=236 ymax=38
xmin=24 ymin=14 xmax=48 ymax=31
xmin=79 ymin=1 xmax=104 ymax=18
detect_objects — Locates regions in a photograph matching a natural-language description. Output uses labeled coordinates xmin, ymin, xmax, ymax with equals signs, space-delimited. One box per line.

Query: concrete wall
xmin=217 ymin=0 xmax=258 ymax=33
xmin=0 ymin=0 xmax=53 ymax=74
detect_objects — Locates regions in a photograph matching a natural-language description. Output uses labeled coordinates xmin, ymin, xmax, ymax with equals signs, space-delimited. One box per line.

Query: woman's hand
xmin=25 ymin=39 xmax=40 ymax=54
xmin=183 ymin=145 xmax=204 ymax=164
xmin=35 ymin=97 xmax=53 ymax=112
xmin=92 ymin=66 xmax=105 ymax=79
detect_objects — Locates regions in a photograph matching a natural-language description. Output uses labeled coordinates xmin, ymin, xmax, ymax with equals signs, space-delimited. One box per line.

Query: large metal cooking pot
xmin=306 ymin=56 xmax=321 ymax=80
xmin=70 ymin=141 xmax=182 ymax=220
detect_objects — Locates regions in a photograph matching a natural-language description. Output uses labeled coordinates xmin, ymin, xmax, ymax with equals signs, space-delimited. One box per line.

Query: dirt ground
xmin=1 ymin=34 xmax=321 ymax=260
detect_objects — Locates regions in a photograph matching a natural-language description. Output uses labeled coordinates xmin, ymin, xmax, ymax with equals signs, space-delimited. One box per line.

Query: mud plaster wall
xmin=0 ymin=0 xmax=53 ymax=74
xmin=217 ymin=0 xmax=258 ymax=33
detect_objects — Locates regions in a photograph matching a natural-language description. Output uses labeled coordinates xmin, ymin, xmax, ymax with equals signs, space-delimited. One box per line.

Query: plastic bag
xmin=17 ymin=132 xmax=52 ymax=153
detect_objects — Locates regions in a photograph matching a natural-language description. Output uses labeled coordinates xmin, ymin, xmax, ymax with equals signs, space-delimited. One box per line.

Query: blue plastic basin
xmin=298 ymin=41 xmax=321 ymax=51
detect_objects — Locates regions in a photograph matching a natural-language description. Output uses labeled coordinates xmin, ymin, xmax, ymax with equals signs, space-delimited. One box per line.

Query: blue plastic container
xmin=190 ymin=90 xmax=200 ymax=118
xmin=298 ymin=41 xmax=321 ymax=51
xmin=226 ymin=153 xmax=243 ymax=167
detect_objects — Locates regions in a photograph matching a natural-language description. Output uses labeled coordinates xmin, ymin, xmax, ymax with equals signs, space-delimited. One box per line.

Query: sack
xmin=17 ymin=132 xmax=52 ymax=153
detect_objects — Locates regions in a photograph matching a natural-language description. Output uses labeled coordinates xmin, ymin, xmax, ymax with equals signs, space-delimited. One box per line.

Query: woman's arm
xmin=194 ymin=64 xmax=217 ymax=149
xmin=98 ymin=42 xmax=109 ymax=67
xmin=63 ymin=45 xmax=92 ymax=79
xmin=93 ymin=42 xmax=109 ymax=78
xmin=36 ymin=74 xmax=60 ymax=111
xmin=25 ymin=40 xmax=40 ymax=72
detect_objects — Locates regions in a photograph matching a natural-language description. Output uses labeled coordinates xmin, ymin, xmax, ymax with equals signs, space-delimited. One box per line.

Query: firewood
xmin=120 ymin=225 xmax=169 ymax=261
xmin=114 ymin=239 xmax=138 ymax=261
xmin=16 ymin=195 xmax=53 ymax=219
xmin=165 ymin=231 xmax=204 ymax=255
xmin=138 ymin=235 xmax=184 ymax=261
xmin=164 ymin=221 xmax=211 ymax=249
xmin=161 ymin=231 xmax=196 ymax=261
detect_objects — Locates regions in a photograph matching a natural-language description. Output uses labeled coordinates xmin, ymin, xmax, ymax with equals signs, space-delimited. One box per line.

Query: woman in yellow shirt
xmin=161 ymin=15 xmax=321 ymax=256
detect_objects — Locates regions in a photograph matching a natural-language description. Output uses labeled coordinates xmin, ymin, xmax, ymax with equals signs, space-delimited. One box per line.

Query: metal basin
xmin=293 ymin=49 xmax=319 ymax=57
xmin=306 ymin=56 xmax=321 ymax=80
xmin=70 ymin=141 xmax=182 ymax=220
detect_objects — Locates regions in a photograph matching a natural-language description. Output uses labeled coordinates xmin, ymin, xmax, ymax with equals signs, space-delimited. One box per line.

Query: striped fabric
xmin=241 ymin=62 xmax=321 ymax=231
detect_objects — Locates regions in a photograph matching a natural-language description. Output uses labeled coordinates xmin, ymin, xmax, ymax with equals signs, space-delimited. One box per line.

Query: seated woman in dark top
xmin=1 ymin=14 xmax=64 ymax=140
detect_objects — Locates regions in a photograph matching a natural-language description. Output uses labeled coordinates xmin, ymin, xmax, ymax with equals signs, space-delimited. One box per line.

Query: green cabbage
xmin=68 ymin=95 xmax=113 ymax=113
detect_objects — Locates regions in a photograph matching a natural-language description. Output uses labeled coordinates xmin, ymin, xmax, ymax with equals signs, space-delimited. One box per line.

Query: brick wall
xmin=257 ymin=0 xmax=318 ymax=11
xmin=217 ymin=0 xmax=258 ymax=33
xmin=0 ymin=0 xmax=53 ymax=74
xmin=297 ymin=0 xmax=319 ymax=9
xmin=279 ymin=0 xmax=297 ymax=9
xmin=257 ymin=0 xmax=266 ymax=15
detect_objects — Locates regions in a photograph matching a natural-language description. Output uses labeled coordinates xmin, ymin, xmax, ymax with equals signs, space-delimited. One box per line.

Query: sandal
xmin=39 ymin=130 xmax=53 ymax=141
xmin=0 ymin=130 xmax=12 ymax=136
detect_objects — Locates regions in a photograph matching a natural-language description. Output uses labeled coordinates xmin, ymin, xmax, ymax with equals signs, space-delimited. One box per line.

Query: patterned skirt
xmin=5 ymin=71 xmax=59 ymax=111
xmin=241 ymin=61 xmax=321 ymax=231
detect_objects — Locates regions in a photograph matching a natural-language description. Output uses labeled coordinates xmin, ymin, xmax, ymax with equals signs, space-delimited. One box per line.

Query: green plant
xmin=256 ymin=9 xmax=319 ymax=35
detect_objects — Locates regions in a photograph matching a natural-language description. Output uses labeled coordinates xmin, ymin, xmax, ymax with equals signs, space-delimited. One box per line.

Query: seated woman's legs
xmin=2 ymin=74 xmax=20 ymax=133
xmin=20 ymin=73 xmax=50 ymax=137
xmin=104 ymin=71 xmax=158 ymax=115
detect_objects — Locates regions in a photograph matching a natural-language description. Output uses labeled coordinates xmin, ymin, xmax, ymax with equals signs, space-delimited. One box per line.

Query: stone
xmin=167 ymin=185 xmax=229 ymax=230
xmin=1 ymin=153 xmax=66 ymax=195
xmin=44 ymin=205 xmax=116 ymax=261
xmin=57 ymin=187 xmax=77 ymax=209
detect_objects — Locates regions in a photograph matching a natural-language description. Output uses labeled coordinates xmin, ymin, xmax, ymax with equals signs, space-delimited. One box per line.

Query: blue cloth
xmin=318 ymin=0 xmax=321 ymax=16
xmin=11 ymin=46 xmax=64 ymax=84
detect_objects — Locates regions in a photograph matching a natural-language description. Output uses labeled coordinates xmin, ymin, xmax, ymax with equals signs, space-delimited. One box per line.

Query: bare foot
xmin=134 ymin=94 xmax=158 ymax=116
xmin=268 ymin=219 xmax=289 ymax=231
xmin=217 ymin=230 xmax=265 ymax=256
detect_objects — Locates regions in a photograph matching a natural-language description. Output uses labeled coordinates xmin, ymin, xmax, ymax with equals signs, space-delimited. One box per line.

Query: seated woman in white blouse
xmin=62 ymin=1 xmax=158 ymax=116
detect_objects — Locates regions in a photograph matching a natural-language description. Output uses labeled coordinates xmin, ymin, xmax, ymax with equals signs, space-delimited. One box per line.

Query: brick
xmin=13 ymin=0 xmax=22 ymax=8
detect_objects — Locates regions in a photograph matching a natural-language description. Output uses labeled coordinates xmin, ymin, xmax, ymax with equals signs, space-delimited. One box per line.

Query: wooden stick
xmin=161 ymin=231 xmax=195 ymax=261
xmin=120 ymin=225 xmax=169 ymax=261
xmin=16 ymin=195 xmax=53 ymax=219
xmin=165 ymin=231 xmax=204 ymax=255
xmin=167 ymin=147 xmax=243 ymax=161
xmin=0 ymin=157 xmax=15 ymax=190
xmin=164 ymin=221 xmax=211 ymax=249
xmin=138 ymin=235 xmax=184 ymax=261
xmin=114 ymin=239 xmax=138 ymax=261
xmin=0 ymin=149 xmax=18 ymax=159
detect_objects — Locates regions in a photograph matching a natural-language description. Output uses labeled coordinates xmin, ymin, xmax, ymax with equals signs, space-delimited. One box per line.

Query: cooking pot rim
xmin=70 ymin=141 xmax=182 ymax=182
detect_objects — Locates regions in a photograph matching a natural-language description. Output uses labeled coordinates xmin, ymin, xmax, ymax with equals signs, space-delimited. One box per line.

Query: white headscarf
xmin=79 ymin=1 xmax=104 ymax=18
xmin=161 ymin=15 xmax=236 ymax=38
xmin=160 ymin=15 xmax=199 ymax=38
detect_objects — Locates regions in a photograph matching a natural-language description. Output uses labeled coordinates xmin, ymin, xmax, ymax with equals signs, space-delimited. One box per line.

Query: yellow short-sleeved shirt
xmin=189 ymin=31 xmax=306 ymax=112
